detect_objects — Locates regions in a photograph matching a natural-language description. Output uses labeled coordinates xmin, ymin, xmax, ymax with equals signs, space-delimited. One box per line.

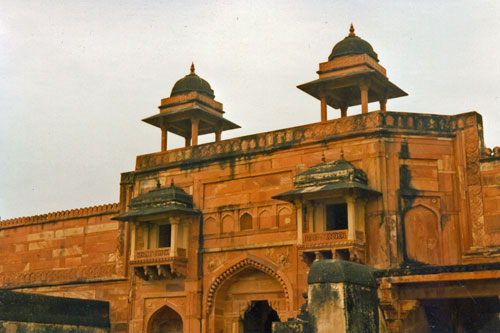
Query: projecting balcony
xmin=131 ymin=247 xmax=187 ymax=280
xmin=299 ymin=229 xmax=365 ymax=264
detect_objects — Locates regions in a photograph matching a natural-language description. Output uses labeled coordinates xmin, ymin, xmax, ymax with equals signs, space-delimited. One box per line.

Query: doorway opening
xmin=242 ymin=300 xmax=280 ymax=333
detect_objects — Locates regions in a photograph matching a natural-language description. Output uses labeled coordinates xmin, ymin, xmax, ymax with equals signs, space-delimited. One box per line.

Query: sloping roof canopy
xmin=297 ymin=70 xmax=407 ymax=109
xmin=113 ymin=181 xmax=200 ymax=221
xmin=143 ymin=104 xmax=240 ymax=137
xmin=273 ymin=159 xmax=380 ymax=202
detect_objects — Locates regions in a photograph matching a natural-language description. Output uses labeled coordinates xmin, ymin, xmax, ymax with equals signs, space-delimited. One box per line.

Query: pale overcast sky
xmin=1 ymin=0 xmax=500 ymax=219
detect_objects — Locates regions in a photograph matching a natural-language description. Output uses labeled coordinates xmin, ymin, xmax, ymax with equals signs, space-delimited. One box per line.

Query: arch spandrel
xmin=205 ymin=255 xmax=293 ymax=317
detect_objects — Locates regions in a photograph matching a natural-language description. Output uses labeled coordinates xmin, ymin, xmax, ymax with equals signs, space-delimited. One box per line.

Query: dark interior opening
xmin=158 ymin=224 xmax=171 ymax=248
xmin=421 ymin=297 xmax=500 ymax=332
xmin=335 ymin=249 xmax=350 ymax=261
xmin=243 ymin=300 xmax=280 ymax=333
xmin=326 ymin=203 xmax=348 ymax=231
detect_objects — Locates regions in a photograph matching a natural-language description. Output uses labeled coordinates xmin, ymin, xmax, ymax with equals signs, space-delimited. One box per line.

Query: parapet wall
xmin=0 ymin=203 xmax=124 ymax=288
xmin=136 ymin=111 xmax=478 ymax=172
xmin=0 ymin=203 xmax=119 ymax=230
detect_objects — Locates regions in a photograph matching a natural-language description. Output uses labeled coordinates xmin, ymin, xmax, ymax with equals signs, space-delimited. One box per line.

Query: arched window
xmin=240 ymin=213 xmax=253 ymax=231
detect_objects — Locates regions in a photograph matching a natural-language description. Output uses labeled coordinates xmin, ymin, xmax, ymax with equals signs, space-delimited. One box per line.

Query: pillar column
xmin=380 ymin=98 xmax=387 ymax=112
xmin=130 ymin=222 xmax=136 ymax=260
xmin=191 ymin=117 xmax=199 ymax=146
xmin=320 ymin=96 xmax=327 ymax=122
xmin=360 ymin=83 xmax=369 ymax=114
xmin=340 ymin=105 xmax=348 ymax=118
xmin=215 ymin=127 xmax=222 ymax=142
xmin=356 ymin=198 xmax=368 ymax=241
xmin=160 ymin=120 xmax=168 ymax=151
xmin=184 ymin=135 xmax=191 ymax=147
xmin=345 ymin=196 xmax=357 ymax=241
xmin=295 ymin=200 xmax=304 ymax=244
xmin=306 ymin=201 xmax=314 ymax=233
xmin=143 ymin=225 xmax=150 ymax=249
xmin=170 ymin=217 xmax=180 ymax=257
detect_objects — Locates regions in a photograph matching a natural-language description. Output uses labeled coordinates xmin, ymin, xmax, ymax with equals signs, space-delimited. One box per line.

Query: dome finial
xmin=190 ymin=62 xmax=195 ymax=74
xmin=349 ymin=23 xmax=355 ymax=37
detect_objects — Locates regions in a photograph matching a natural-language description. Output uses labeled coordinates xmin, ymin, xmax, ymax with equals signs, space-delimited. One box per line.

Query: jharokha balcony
xmin=131 ymin=247 xmax=187 ymax=280
xmin=299 ymin=229 xmax=366 ymax=264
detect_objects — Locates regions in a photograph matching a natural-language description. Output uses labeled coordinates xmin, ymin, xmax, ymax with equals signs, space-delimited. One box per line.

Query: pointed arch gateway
xmin=206 ymin=256 xmax=293 ymax=332
xmin=147 ymin=305 xmax=183 ymax=333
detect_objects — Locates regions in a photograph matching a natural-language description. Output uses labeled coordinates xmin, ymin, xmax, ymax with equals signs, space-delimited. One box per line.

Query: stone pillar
xmin=130 ymin=222 xmax=136 ymax=260
xmin=215 ymin=128 xmax=222 ymax=142
xmin=160 ymin=120 xmax=168 ymax=151
xmin=191 ymin=117 xmax=199 ymax=146
xmin=170 ymin=217 xmax=180 ymax=257
xmin=360 ymin=83 xmax=369 ymax=114
xmin=345 ymin=196 xmax=357 ymax=241
xmin=380 ymin=98 xmax=387 ymax=112
xmin=320 ymin=96 xmax=327 ymax=122
xmin=185 ymin=135 xmax=191 ymax=147
xmin=143 ymin=225 xmax=149 ymax=249
xmin=295 ymin=200 xmax=304 ymax=244
xmin=307 ymin=260 xmax=378 ymax=332
xmin=340 ymin=105 xmax=348 ymax=118
xmin=306 ymin=202 xmax=314 ymax=233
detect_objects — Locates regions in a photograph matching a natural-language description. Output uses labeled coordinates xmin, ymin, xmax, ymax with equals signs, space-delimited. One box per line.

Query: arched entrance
xmin=148 ymin=305 xmax=183 ymax=333
xmin=212 ymin=267 xmax=286 ymax=332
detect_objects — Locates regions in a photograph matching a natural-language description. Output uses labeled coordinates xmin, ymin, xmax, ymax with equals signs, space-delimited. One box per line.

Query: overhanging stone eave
xmin=112 ymin=205 xmax=200 ymax=222
xmin=142 ymin=106 xmax=241 ymax=133
xmin=272 ymin=182 xmax=381 ymax=202
xmin=297 ymin=70 xmax=407 ymax=108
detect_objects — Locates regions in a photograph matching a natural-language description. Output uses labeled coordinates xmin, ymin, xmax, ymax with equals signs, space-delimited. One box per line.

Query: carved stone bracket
xmin=378 ymin=280 xmax=419 ymax=332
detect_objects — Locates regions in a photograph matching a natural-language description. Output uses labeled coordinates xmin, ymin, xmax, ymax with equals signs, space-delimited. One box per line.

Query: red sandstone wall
xmin=481 ymin=159 xmax=500 ymax=246
xmin=0 ymin=204 xmax=130 ymax=332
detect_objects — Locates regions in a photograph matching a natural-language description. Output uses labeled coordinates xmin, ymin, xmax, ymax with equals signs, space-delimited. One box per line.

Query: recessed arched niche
xmin=204 ymin=217 xmax=217 ymax=235
xmin=259 ymin=210 xmax=274 ymax=229
xmin=278 ymin=207 xmax=292 ymax=227
xmin=222 ymin=215 xmax=235 ymax=233
xmin=240 ymin=213 xmax=253 ymax=231
xmin=404 ymin=205 xmax=441 ymax=265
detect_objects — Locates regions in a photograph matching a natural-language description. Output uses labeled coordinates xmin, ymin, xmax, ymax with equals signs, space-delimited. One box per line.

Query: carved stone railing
xmin=131 ymin=247 xmax=186 ymax=265
xmin=135 ymin=248 xmax=170 ymax=260
xmin=135 ymin=111 xmax=479 ymax=171
xmin=303 ymin=230 xmax=348 ymax=244
xmin=300 ymin=230 xmax=365 ymax=263
xmin=131 ymin=247 xmax=187 ymax=280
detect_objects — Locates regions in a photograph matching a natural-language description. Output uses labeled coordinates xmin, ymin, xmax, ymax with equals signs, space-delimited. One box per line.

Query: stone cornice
xmin=135 ymin=111 xmax=481 ymax=173
xmin=0 ymin=203 xmax=120 ymax=230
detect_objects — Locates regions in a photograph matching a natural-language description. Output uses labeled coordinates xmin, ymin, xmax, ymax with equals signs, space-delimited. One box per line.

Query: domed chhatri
xmin=170 ymin=63 xmax=215 ymax=98
xmin=142 ymin=63 xmax=240 ymax=150
xmin=328 ymin=24 xmax=379 ymax=62
xmin=298 ymin=24 xmax=407 ymax=120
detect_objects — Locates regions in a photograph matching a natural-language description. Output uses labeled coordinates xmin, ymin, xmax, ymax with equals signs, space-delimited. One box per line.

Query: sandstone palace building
xmin=2 ymin=26 xmax=500 ymax=332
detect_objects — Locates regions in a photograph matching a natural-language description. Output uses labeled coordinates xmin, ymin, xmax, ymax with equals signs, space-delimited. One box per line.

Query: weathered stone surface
xmin=308 ymin=259 xmax=376 ymax=287
xmin=0 ymin=290 xmax=109 ymax=329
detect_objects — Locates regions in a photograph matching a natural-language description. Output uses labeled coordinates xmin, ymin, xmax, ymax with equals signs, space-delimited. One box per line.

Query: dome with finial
xmin=328 ymin=24 xmax=379 ymax=62
xmin=170 ymin=63 xmax=215 ymax=98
